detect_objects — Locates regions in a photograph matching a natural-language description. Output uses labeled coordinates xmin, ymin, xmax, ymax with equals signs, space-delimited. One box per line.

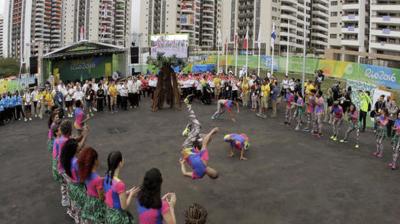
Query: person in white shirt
xmin=281 ymin=75 xmax=290 ymax=99
xmin=65 ymin=84 xmax=75 ymax=117
xmin=231 ymin=80 xmax=239 ymax=102
xmin=23 ymin=89 xmax=32 ymax=121
xmin=31 ymin=87 xmax=40 ymax=118
xmin=134 ymin=77 xmax=142 ymax=107
xmin=120 ymin=82 xmax=128 ymax=110
xmin=289 ymin=78 xmax=295 ymax=92
xmin=73 ymin=86 xmax=84 ymax=103
xmin=127 ymin=77 xmax=135 ymax=108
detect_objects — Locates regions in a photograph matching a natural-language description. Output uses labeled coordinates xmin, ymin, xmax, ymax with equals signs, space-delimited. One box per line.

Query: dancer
xmin=103 ymin=151 xmax=140 ymax=224
xmin=182 ymin=95 xmax=202 ymax=148
xmin=180 ymin=127 xmax=219 ymax=180
xmin=74 ymin=100 xmax=86 ymax=136
xmin=284 ymin=90 xmax=295 ymax=125
xmin=312 ymin=90 xmax=324 ymax=137
xmin=211 ymin=99 xmax=240 ymax=122
xmin=340 ymin=103 xmax=360 ymax=149
xmin=294 ymin=91 xmax=305 ymax=131
xmin=330 ymin=101 xmax=344 ymax=141
xmin=389 ymin=111 xmax=400 ymax=170
xmin=303 ymin=89 xmax=316 ymax=132
xmin=78 ymin=147 xmax=106 ymax=223
xmin=223 ymin=133 xmax=250 ymax=160
xmin=136 ymin=168 xmax=177 ymax=224
xmin=373 ymin=108 xmax=389 ymax=158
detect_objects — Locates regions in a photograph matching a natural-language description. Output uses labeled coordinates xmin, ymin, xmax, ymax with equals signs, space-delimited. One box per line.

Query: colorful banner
xmin=0 ymin=74 xmax=37 ymax=94
xmin=205 ymin=55 xmax=400 ymax=90
xmin=150 ymin=34 xmax=189 ymax=59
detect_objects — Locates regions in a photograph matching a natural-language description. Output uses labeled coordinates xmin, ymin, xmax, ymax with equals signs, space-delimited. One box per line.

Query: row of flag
xmin=217 ymin=23 xmax=277 ymax=50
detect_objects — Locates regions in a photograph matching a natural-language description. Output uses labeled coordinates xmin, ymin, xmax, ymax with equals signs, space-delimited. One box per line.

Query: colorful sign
xmin=150 ymin=34 xmax=189 ymax=59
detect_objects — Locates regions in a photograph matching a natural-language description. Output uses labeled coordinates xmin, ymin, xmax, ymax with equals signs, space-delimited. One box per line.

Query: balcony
xmin=342 ymin=39 xmax=359 ymax=47
xmin=342 ymin=15 xmax=360 ymax=22
xmin=371 ymin=16 xmax=400 ymax=25
xmin=371 ymin=4 xmax=400 ymax=12
xmin=370 ymin=41 xmax=400 ymax=52
xmin=370 ymin=29 xmax=400 ymax=38
xmin=342 ymin=2 xmax=360 ymax=10
xmin=341 ymin=26 xmax=359 ymax=34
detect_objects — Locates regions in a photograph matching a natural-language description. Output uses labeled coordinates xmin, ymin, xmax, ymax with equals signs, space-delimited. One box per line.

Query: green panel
xmin=53 ymin=55 xmax=111 ymax=81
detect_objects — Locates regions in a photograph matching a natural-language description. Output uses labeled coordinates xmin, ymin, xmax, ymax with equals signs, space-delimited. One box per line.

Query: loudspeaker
xmin=30 ymin=56 xmax=38 ymax=74
xmin=131 ymin=47 xmax=139 ymax=64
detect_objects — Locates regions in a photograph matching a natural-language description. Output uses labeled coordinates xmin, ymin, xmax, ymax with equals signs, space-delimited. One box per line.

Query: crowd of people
xmin=3 ymin=68 xmax=400 ymax=223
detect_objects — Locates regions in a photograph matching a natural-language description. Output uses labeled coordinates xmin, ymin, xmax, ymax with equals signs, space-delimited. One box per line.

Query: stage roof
xmin=43 ymin=40 xmax=125 ymax=59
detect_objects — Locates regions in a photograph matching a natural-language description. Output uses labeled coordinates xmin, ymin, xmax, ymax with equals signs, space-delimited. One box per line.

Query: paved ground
xmin=1 ymin=98 xmax=400 ymax=224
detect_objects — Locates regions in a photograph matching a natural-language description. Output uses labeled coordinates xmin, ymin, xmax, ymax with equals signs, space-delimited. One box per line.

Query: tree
xmin=147 ymin=53 xmax=185 ymax=112
xmin=0 ymin=58 xmax=20 ymax=78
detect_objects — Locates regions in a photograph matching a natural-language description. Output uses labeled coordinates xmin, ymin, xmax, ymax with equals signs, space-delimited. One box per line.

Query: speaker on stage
xmin=131 ymin=47 xmax=139 ymax=64
xmin=30 ymin=56 xmax=38 ymax=74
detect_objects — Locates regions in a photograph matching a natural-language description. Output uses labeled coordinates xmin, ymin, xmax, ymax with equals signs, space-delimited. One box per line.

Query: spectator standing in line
xmin=358 ymin=90 xmax=372 ymax=132
xmin=96 ymin=84 xmax=105 ymax=112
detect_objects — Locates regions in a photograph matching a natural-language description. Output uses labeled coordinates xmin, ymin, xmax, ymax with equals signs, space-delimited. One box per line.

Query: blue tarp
xmin=192 ymin=64 xmax=215 ymax=73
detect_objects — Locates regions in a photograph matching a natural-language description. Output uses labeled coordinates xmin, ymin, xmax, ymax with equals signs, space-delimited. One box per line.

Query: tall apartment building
xmin=328 ymin=0 xmax=368 ymax=61
xmin=3 ymin=0 xmax=32 ymax=62
xmin=221 ymin=0 xmax=273 ymax=54
xmin=62 ymin=0 xmax=131 ymax=47
xmin=30 ymin=0 xmax=63 ymax=56
xmin=310 ymin=0 xmax=329 ymax=55
xmin=369 ymin=0 xmax=400 ymax=63
xmin=137 ymin=0 xmax=221 ymax=51
xmin=278 ymin=0 xmax=312 ymax=54
xmin=0 ymin=16 xmax=3 ymax=58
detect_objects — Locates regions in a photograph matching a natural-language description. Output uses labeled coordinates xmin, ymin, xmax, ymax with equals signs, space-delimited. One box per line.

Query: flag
xmin=243 ymin=27 xmax=249 ymax=50
xmin=271 ymin=23 xmax=276 ymax=48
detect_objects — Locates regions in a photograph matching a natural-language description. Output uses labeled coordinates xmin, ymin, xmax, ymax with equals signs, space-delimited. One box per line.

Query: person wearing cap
xmin=330 ymin=100 xmax=344 ymax=141
xmin=223 ymin=133 xmax=249 ymax=160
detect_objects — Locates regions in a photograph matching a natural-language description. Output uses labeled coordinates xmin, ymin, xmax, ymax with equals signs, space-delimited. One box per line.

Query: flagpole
xmin=235 ymin=33 xmax=238 ymax=77
xmin=271 ymin=23 xmax=275 ymax=77
xmin=225 ymin=37 xmax=228 ymax=73
xmin=217 ymin=29 xmax=220 ymax=74
xmin=302 ymin=1 xmax=307 ymax=97
xmin=285 ymin=19 xmax=290 ymax=77
xmin=245 ymin=25 xmax=249 ymax=77
xmin=257 ymin=28 xmax=261 ymax=78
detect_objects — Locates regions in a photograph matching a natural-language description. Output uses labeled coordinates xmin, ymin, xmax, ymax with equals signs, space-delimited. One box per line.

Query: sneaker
xmin=302 ymin=128 xmax=310 ymax=132
xmin=29 ymin=118 xmax=32 ymax=121
xmin=330 ymin=135 xmax=335 ymax=140
xmin=34 ymin=114 xmax=37 ymax=118
xmin=333 ymin=136 xmax=338 ymax=141
xmin=24 ymin=118 xmax=27 ymax=122
xmin=295 ymin=127 xmax=300 ymax=131
xmin=354 ymin=144 xmax=359 ymax=149
xmin=372 ymin=152 xmax=378 ymax=157
xmin=182 ymin=127 xmax=190 ymax=137
xmin=340 ymin=139 xmax=347 ymax=143
xmin=211 ymin=116 xmax=215 ymax=120
xmin=377 ymin=153 xmax=383 ymax=158
xmin=388 ymin=162 xmax=397 ymax=170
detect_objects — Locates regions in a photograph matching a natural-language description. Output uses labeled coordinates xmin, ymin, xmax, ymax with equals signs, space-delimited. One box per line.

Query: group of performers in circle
xmin=48 ymin=100 xmax=211 ymax=224
xmin=179 ymin=95 xmax=250 ymax=181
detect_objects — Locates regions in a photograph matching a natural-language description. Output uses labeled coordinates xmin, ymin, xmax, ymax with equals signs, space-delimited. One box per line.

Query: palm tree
xmin=147 ymin=53 xmax=185 ymax=112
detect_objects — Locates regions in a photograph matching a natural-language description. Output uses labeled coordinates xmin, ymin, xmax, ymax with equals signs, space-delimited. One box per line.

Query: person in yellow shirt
xmin=108 ymin=81 xmax=118 ymax=113
xmin=305 ymin=80 xmax=316 ymax=97
xmin=44 ymin=89 xmax=54 ymax=112
xmin=257 ymin=79 xmax=270 ymax=118
xmin=240 ymin=78 xmax=250 ymax=107
xmin=213 ymin=76 xmax=222 ymax=100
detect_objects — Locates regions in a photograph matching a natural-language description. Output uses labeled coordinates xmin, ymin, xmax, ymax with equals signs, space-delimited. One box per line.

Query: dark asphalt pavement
xmin=1 ymin=98 xmax=400 ymax=224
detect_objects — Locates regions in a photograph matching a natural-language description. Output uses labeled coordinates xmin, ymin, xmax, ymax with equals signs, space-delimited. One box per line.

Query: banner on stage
xmin=150 ymin=34 xmax=189 ymax=59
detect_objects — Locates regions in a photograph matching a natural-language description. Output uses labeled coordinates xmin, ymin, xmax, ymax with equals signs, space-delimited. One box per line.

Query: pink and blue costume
xmin=85 ymin=172 xmax=103 ymax=198
xmin=74 ymin=107 xmax=85 ymax=129
xmin=183 ymin=147 xmax=209 ymax=179
xmin=53 ymin=135 xmax=69 ymax=172
xmin=136 ymin=200 xmax=170 ymax=224
xmin=224 ymin=134 xmax=249 ymax=150
xmin=70 ymin=157 xmax=80 ymax=183
xmin=103 ymin=177 xmax=126 ymax=209
xmin=224 ymin=100 xmax=234 ymax=112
